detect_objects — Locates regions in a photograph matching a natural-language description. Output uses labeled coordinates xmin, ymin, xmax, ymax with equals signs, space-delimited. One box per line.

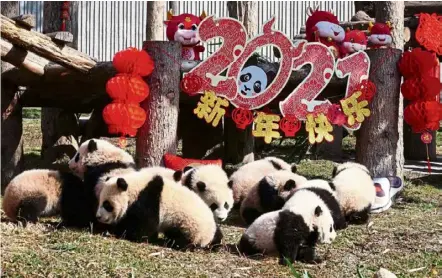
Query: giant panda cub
xmin=229 ymin=157 xmax=296 ymax=207
xmin=96 ymin=170 xmax=223 ymax=249
xmin=239 ymin=186 xmax=337 ymax=265
xmin=331 ymin=162 xmax=375 ymax=224
xmin=240 ymin=170 xmax=308 ymax=225
xmin=2 ymin=139 xmax=135 ymax=227
xmin=182 ymin=165 xmax=233 ymax=222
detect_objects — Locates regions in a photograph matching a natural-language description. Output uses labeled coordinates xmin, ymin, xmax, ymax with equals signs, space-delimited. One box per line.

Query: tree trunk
xmin=41 ymin=1 xmax=79 ymax=168
xmin=356 ymin=48 xmax=404 ymax=177
xmin=136 ymin=41 xmax=182 ymax=167
xmin=224 ymin=1 xmax=257 ymax=164
xmin=357 ymin=2 xmax=405 ymax=178
xmin=146 ymin=1 xmax=165 ymax=41
xmin=1 ymin=1 xmax=23 ymax=194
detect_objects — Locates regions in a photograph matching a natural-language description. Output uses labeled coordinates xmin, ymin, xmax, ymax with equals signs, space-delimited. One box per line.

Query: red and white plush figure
xmin=341 ymin=29 xmax=368 ymax=56
xmin=164 ymin=10 xmax=207 ymax=60
xmin=305 ymin=6 xmax=345 ymax=58
xmin=368 ymin=21 xmax=393 ymax=48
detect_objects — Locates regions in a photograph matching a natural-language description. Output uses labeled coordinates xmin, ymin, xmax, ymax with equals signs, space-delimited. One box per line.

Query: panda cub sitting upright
xmin=2 ymin=139 xmax=135 ymax=227
xmin=239 ymin=186 xmax=339 ymax=265
xmin=96 ymin=169 xmax=223 ymax=249
xmin=182 ymin=165 xmax=233 ymax=222
xmin=240 ymin=170 xmax=308 ymax=225
xmin=331 ymin=162 xmax=375 ymax=224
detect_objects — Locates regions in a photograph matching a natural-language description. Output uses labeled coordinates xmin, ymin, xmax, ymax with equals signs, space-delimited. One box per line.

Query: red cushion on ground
xmin=163 ymin=153 xmax=222 ymax=171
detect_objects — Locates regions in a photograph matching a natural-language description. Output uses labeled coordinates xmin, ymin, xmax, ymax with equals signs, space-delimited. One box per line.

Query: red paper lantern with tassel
xmin=102 ymin=103 xmax=147 ymax=137
xmin=113 ymin=48 xmax=154 ymax=76
xmin=404 ymin=101 xmax=440 ymax=133
xmin=401 ymin=76 xmax=441 ymax=101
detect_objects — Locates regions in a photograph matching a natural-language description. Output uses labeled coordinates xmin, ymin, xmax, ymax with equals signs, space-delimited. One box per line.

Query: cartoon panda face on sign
xmin=238 ymin=66 xmax=269 ymax=98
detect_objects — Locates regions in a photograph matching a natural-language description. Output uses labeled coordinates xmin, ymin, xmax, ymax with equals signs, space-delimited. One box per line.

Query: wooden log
xmin=12 ymin=14 xmax=35 ymax=29
xmin=1 ymin=1 xmax=23 ymax=194
xmin=1 ymin=14 xmax=96 ymax=72
xmin=46 ymin=31 xmax=74 ymax=44
xmin=136 ymin=41 xmax=182 ymax=167
xmin=1 ymin=38 xmax=50 ymax=75
xmin=41 ymin=1 xmax=80 ymax=163
xmin=356 ymin=49 xmax=403 ymax=177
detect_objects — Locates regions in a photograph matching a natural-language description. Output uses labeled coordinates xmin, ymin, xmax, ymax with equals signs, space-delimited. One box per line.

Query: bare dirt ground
xmin=1 ymin=113 xmax=441 ymax=278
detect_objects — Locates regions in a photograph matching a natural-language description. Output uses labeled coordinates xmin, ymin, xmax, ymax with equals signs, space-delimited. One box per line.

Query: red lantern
xmin=279 ymin=115 xmax=301 ymax=137
xmin=404 ymin=101 xmax=440 ymax=133
xmin=102 ymin=103 xmax=147 ymax=137
xmin=399 ymin=48 xmax=438 ymax=79
xmin=231 ymin=108 xmax=253 ymax=129
xmin=401 ymin=76 xmax=441 ymax=101
xmin=106 ymin=74 xmax=149 ymax=103
xmin=113 ymin=48 xmax=154 ymax=76
xmin=356 ymin=80 xmax=376 ymax=102
xmin=180 ymin=73 xmax=203 ymax=95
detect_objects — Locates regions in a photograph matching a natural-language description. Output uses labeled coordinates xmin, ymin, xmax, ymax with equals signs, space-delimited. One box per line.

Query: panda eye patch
xmin=210 ymin=203 xmax=218 ymax=211
xmin=103 ymin=201 xmax=113 ymax=212
xmin=253 ymin=81 xmax=262 ymax=93
xmin=224 ymin=202 xmax=229 ymax=209
xmin=240 ymin=73 xmax=251 ymax=82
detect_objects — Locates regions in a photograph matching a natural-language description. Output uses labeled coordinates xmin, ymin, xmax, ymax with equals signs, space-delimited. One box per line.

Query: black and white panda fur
xmin=2 ymin=139 xmax=135 ymax=227
xmin=229 ymin=157 xmax=296 ymax=207
xmin=240 ymin=170 xmax=308 ymax=225
xmin=331 ymin=162 xmax=375 ymax=224
xmin=182 ymin=165 xmax=233 ymax=222
xmin=239 ymin=187 xmax=337 ymax=265
xmin=96 ymin=170 xmax=223 ymax=249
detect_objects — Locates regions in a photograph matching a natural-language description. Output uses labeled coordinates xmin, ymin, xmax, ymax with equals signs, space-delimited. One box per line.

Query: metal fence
xmin=19 ymin=1 xmax=355 ymax=61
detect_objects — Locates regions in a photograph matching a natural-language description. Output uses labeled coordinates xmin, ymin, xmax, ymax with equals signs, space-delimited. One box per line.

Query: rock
xmin=374 ymin=268 xmax=397 ymax=278
xmin=351 ymin=11 xmax=375 ymax=22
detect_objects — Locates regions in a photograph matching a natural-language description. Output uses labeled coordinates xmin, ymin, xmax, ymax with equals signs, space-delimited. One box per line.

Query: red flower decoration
xmin=415 ymin=13 xmax=442 ymax=56
xmin=106 ymin=74 xmax=149 ymax=103
xmin=326 ymin=104 xmax=347 ymax=126
xmin=113 ymin=48 xmax=154 ymax=76
xmin=231 ymin=108 xmax=253 ymax=129
xmin=279 ymin=115 xmax=301 ymax=137
xmin=399 ymin=48 xmax=438 ymax=79
xmin=404 ymin=101 xmax=440 ymax=133
xmin=356 ymin=80 xmax=376 ymax=102
xmin=420 ymin=131 xmax=433 ymax=144
xmin=401 ymin=76 xmax=441 ymax=101
xmin=102 ymin=103 xmax=147 ymax=137
xmin=180 ymin=73 xmax=202 ymax=95
xmin=163 ymin=153 xmax=222 ymax=171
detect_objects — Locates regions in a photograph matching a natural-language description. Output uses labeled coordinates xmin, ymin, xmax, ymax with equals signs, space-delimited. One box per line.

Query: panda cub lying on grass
xmin=96 ymin=169 xmax=223 ymax=249
xmin=2 ymin=139 xmax=136 ymax=228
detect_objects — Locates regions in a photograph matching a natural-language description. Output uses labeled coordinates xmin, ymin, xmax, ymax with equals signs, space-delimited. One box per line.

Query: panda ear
xmin=291 ymin=164 xmax=298 ymax=173
xmin=173 ymin=170 xmax=183 ymax=182
xmin=116 ymin=178 xmax=128 ymax=191
xmin=283 ymin=180 xmax=297 ymax=191
xmin=197 ymin=181 xmax=206 ymax=192
xmin=314 ymin=206 xmax=322 ymax=216
xmin=88 ymin=140 xmax=98 ymax=153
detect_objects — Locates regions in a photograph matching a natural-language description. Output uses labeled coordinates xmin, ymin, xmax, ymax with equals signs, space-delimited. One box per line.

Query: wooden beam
xmin=46 ymin=31 xmax=74 ymax=44
xmin=1 ymin=14 xmax=96 ymax=72
xmin=12 ymin=14 xmax=35 ymax=29
xmin=1 ymin=38 xmax=50 ymax=75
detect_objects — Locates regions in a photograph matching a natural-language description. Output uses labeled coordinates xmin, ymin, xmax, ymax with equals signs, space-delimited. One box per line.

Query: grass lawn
xmin=1 ymin=116 xmax=441 ymax=278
